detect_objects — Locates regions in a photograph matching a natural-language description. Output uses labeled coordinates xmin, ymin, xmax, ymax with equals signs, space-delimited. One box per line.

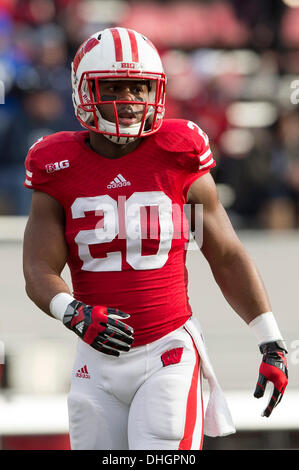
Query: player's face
xmin=96 ymin=80 xmax=150 ymax=127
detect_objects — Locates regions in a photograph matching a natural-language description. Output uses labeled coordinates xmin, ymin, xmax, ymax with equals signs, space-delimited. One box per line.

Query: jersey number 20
xmin=71 ymin=192 xmax=174 ymax=271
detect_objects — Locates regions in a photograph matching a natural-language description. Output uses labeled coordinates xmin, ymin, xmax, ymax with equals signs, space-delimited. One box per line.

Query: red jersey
xmin=24 ymin=119 xmax=216 ymax=347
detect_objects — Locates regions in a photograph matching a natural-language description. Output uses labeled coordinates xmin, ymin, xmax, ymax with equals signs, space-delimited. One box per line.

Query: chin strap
xmin=102 ymin=132 xmax=138 ymax=145
xmin=99 ymin=111 xmax=150 ymax=144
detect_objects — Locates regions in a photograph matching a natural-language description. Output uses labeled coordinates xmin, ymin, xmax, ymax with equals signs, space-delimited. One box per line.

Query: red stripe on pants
xmin=178 ymin=337 xmax=202 ymax=450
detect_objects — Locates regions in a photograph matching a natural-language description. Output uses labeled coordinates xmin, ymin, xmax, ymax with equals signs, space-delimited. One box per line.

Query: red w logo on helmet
xmin=73 ymin=38 xmax=99 ymax=74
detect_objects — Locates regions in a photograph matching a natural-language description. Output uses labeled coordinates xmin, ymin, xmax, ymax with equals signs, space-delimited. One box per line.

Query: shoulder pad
xmin=24 ymin=131 xmax=77 ymax=191
xmin=154 ymin=119 xmax=209 ymax=154
xmin=28 ymin=131 xmax=77 ymax=155
xmin=153 ymin=119 xmax=214 ymax=173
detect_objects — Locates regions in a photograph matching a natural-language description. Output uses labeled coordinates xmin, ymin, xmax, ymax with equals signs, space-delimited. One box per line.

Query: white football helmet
xmin=71 ymin=27 xmax=166 ymax=144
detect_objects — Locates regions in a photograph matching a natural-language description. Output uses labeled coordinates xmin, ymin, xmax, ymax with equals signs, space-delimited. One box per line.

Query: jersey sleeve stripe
xmin=199 ymin=157 xmax=214 ymax=170
xmin=25 ymin=179 xmax=32 ymax=186
xmin=200 ymin=153 xmax=213 ymax=166
xmin=26 ymin=170 xmax=33 ymax=178
xmin=199 ymin=148 xmax=212 ymax=163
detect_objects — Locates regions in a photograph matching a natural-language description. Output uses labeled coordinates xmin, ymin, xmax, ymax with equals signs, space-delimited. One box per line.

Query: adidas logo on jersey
xmin=75 ymin=365 xmax=90 ymax=379
xmin=107 ymin=174 xmax=131 ymax=188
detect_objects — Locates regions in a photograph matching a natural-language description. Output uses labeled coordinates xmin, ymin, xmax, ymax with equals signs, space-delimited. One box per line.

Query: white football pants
xmin=67 ymin=319 xmax=204 ymax=450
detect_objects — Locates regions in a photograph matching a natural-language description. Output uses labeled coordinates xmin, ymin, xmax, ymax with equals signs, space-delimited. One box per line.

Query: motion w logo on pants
xmin=75 ymin=365 xmax=91 ymax=379
xmin=161 ymin=347 xmax=184 ymax=367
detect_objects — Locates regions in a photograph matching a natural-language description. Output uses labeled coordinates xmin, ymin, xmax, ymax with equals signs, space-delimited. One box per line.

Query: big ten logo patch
xmin=45 ymin=160 xmax=70 ymax=173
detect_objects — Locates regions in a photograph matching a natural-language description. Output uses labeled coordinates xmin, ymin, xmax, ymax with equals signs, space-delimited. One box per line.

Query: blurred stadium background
xmin=0 ymin=0 xmax=299 ymax=450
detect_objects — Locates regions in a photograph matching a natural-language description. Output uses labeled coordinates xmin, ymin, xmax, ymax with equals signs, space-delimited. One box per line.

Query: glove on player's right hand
xmin=63 ymin=300 xmax=134 ymax=356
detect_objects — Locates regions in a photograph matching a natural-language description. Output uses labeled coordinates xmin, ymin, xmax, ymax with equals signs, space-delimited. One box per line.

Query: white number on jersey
xmin=187 ymin=121 xmax=209 ymax=146
xmin=71 ymin=191 xmax=174 ymax=272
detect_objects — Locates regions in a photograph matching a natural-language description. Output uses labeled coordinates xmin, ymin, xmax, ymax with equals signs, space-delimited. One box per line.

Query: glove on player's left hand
xmin=254 ymin=340 xmax=288 ymax=417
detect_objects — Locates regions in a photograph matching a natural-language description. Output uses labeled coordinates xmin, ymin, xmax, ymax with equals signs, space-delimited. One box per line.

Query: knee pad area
xmin=68 ymin=391 xmax=97 ymax=418
xmin=129 ymin=374 xmax=187 ymax=445
xmin=67 ymin=392 xmax=101 ymax=449
xmin=67 ymin=391 xmax=129 ymax=450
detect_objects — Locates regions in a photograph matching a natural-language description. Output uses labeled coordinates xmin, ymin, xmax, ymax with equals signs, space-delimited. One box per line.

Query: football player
xmin=23 ymin=27 xmax=288 ymax=450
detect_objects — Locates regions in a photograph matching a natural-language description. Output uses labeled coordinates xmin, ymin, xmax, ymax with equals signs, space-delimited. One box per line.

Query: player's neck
xmin=88 ymin=132 xmax=142 ymax=159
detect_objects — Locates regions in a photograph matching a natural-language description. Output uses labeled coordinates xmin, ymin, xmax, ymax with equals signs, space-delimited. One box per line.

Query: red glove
xmin=63 ymin=300 xmax=134 ymax=357
xmin=254 ymin=340 xmax=288 ymax=417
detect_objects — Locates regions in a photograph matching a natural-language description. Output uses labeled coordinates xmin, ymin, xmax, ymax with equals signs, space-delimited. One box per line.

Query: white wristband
xmin=249 ymin=312 xmax=283 ymax=345
xmin=49 ymin=293 xmax=75 ymax=322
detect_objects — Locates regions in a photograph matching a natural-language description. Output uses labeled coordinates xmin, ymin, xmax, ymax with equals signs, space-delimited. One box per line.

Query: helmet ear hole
xmin=88 ymin=80 xmax=95 ymax=100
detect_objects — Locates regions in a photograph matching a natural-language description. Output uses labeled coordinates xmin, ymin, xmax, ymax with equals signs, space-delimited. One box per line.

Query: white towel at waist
xmin=184 ymin=316 xmax=236 ymax=437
